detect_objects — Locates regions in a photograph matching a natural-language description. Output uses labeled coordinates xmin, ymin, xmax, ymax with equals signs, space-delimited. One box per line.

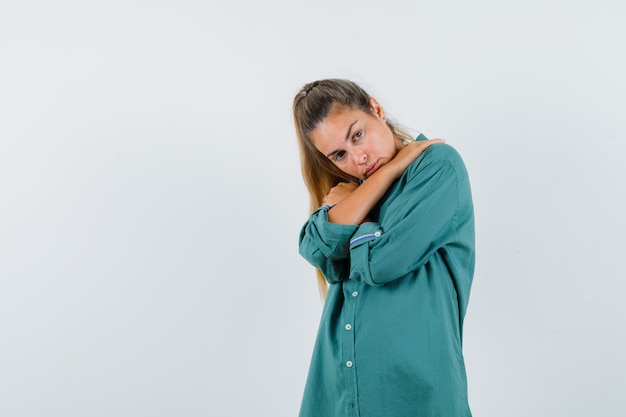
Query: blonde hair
xmin=292 ymin=79 xmax=413 ymax=299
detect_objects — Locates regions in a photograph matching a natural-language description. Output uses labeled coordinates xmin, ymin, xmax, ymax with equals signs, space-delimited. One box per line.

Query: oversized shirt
xmin=298 ymin=142 xmax=475 ymax=417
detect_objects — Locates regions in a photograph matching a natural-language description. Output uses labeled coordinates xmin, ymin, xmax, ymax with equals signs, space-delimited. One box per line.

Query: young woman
xmin=293 ymin=79 xmax=475 ymax=417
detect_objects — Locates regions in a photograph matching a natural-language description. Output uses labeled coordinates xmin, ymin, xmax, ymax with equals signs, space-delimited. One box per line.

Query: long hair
xmin=292 ymin=79 xmax=413 ymax=299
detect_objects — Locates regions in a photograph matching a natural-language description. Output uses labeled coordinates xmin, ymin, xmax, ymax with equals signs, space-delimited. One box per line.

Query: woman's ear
xmin=369 ymin=97 xmax=386 ymax=120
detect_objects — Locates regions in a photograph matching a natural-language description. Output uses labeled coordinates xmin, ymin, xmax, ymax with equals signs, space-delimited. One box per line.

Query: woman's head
xmin=293 ymin=79 xmax=413 ymax=210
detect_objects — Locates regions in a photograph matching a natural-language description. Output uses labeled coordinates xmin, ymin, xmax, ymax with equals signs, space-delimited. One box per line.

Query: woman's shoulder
xmin=398 ymin=142 xmax=471 ymax=187
xmin=410 ymin=142 xmax=465 ymax=171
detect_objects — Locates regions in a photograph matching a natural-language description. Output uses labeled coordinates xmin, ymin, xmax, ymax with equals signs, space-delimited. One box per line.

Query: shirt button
xmin=374 ymin=231 xmax=381 ymax=237
xmin=352 ymin=291 xmax=359 ymax=297
xmin=345 ymin=324 xmax=352 ymax=331
xmin=346 ymin=361 xmax=353 ymax=368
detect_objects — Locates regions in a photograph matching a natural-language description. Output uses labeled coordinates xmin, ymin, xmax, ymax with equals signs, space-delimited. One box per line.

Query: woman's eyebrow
xmin=344 ymin=120 xmax=358 ymax=141
xmin=326 ymin=120 xmax=358 ymax=158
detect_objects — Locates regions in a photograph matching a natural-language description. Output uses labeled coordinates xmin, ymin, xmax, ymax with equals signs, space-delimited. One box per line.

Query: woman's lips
xmin=365 ymin=161 xmax=379 ymax=177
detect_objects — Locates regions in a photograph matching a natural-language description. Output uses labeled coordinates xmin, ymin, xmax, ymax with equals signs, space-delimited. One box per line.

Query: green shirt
xmin=298 ymin=142 xmax=475 ymax=417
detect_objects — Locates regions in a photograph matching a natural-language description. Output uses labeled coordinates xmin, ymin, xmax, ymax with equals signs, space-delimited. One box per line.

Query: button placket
xmin=342 ymin=282 xmax=360 ymax=395
xmin=341 ymin=281 xmax=362 ymax=416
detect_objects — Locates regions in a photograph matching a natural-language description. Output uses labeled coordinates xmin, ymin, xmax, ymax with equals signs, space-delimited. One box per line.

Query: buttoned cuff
xmin=349 ymin=222 xmax=383 ymax=250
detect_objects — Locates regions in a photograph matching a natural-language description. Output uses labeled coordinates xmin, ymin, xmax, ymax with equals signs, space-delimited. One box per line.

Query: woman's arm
xmin=348 ymin=144 xmax=475 ymax=286
xmin=326 ymin=139 xmax=443 ymax=225
xmin=298 ymin=207 xmax=357 ymax=284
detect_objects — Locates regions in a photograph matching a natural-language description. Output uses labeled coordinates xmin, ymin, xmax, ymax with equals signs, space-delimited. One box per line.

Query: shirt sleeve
xmin=348 ymin=144 xmax=466 ymax=286
xmin=298 ymin=205 xmax=358 ymax=284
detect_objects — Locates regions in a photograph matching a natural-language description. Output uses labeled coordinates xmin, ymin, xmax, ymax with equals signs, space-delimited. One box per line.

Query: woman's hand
xmin=383 ymin=138 xmax=444 ymax=179
xmin=323 ymin=182 xmax=359 ymax=207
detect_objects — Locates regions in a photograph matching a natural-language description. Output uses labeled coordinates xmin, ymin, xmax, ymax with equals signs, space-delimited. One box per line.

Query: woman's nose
xmin=353 ymin=150 xmax=367 ymax=165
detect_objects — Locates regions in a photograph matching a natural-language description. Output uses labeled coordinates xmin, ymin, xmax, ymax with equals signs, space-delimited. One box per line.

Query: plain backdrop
xmin=1 ymin=1 xmax=625 ymax=416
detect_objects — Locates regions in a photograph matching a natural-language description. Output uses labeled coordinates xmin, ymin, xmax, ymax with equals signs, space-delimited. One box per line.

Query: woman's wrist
xmin=373 ymin=157 xmax=403 ymax=182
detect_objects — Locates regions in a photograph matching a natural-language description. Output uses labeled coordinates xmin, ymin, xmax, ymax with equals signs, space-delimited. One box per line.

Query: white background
xmin=1 ymin=1 xmax=625 ymax=416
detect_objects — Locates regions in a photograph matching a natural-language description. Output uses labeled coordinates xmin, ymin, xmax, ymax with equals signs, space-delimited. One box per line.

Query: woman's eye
xmin=335 ymin=151 xmax=346 ymax=162
xmin=353 ymin=130 xmax=362 ymax=141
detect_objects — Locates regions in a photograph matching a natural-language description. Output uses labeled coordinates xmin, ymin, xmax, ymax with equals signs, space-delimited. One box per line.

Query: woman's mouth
xmin=365 ymin=161 xmax=379 ymax=177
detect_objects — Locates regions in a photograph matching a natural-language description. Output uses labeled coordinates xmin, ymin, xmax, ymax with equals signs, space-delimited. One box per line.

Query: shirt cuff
xmin=301 ymin=206 xmax=359 ymax=260
xmin=349 ymin=222 xmax=383 ymax=250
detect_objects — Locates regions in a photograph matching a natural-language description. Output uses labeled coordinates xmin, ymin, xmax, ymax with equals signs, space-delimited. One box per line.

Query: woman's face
xmin=311 ymin=98 xmax=403 ymax=180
